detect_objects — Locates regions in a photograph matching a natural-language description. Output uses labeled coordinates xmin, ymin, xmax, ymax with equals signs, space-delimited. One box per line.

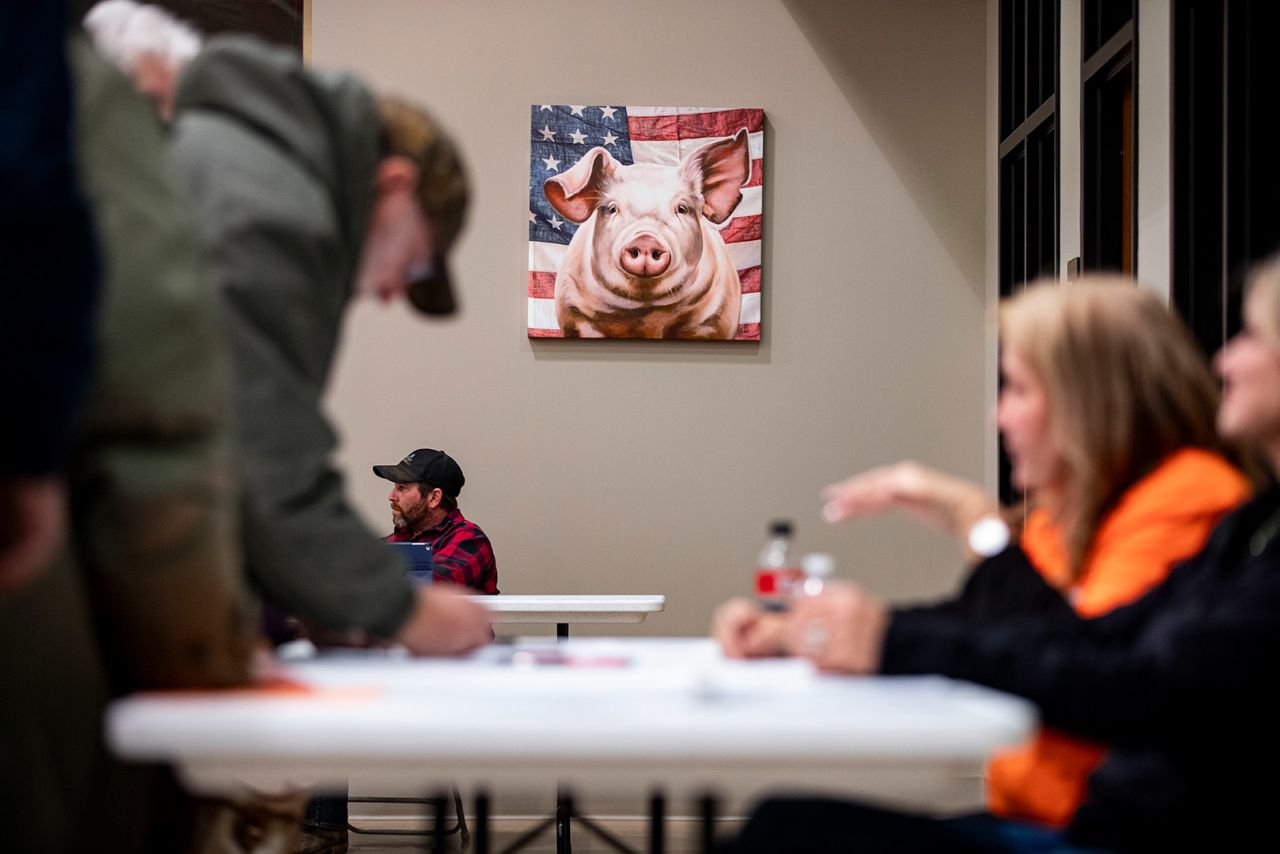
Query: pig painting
xmin=544 ymin=130 xmax=750 ymax=338
xmin=528 ymin=106 xmax=764 ymax=340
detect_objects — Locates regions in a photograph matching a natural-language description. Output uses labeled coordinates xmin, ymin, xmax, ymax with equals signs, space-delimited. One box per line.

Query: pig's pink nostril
xmin=620 ymin=234 xmax=671 ymax=278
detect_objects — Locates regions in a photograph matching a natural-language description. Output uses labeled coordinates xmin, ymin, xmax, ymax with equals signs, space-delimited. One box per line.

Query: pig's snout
xmin=620 ymin=234 xmax=671 ymax=278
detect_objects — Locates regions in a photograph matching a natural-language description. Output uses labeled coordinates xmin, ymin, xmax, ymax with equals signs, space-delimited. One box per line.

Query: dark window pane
xmin=1172 ymin=0 xmax=1225 ymax=355
xmin=1028 ymin=0 xmax=1043 ymax=109
xmin=999 ymin=0 xmax=1058 ymax=505
xmin=1000 ymin=150 xmax=1027 ymax=296
xmin=1001 ymin=0 xmax=1013 ymax=137
xmin=1084 ymin=0 xmax=1135 ymax=59
xmin=1083 ymin=52 xmax=1135 ymax=274
xmin=1226 ymin=1 xmax=1280 ymax=281
xmin=1012 ymin=0 xmax=1027 ymax=129
xmin=1032 ymin=121 xmax=1058 ymax=280
xmin=1039 ymin=0 xmax=1058 ymax=112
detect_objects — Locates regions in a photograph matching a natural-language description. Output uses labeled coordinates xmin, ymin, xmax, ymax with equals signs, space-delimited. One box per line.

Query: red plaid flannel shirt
xmin=386 ymin=508 xmax=498 ymax=594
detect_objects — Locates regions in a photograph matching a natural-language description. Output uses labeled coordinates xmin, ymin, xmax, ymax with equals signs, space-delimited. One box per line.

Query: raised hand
xmin=823 ymin=461 xmax=997 ymax=553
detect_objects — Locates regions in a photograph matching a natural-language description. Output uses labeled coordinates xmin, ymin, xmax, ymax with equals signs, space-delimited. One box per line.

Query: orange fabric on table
xmin=986 ymin=448 xmax=1250 ymax=827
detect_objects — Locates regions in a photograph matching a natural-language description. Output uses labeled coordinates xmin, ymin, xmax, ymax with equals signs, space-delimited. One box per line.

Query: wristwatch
xmin=967 ymin=514 xmax=1011 ymax=558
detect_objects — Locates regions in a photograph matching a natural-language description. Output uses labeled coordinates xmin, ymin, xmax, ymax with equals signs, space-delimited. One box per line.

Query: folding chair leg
xmin=453 ymin=787 xmax=470 ymax=847
xmin=347 ymin=786 xmax=469 ymax=844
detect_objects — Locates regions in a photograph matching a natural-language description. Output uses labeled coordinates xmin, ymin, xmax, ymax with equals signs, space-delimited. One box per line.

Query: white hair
xmin=83 ymin=0 xmax=203 ymax=72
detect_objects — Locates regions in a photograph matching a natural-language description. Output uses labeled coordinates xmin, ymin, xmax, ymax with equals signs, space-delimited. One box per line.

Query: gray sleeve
xmin=171 ymin=116 xmax=416 ymax=639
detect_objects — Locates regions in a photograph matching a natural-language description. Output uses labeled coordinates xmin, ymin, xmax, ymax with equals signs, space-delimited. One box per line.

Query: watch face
xmin=969 ymin=516 xmax=1011 ymax=557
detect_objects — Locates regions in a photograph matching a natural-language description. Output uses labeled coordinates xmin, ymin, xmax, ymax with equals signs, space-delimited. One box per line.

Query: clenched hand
xmin=711 ymin=597 xmax=787 ymax=659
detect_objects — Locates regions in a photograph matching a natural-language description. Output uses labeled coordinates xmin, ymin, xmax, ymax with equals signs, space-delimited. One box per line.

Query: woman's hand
xmin=822 ymin=461 xmax=998 ymax=554
xmin=712 ymin=597 xmax=786 ymax=658
xmin=782 ymin=582 xmax=890 ymax=674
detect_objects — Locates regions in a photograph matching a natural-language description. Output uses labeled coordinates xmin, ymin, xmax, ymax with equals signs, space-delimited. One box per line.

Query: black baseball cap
xmin=372 ymin=448 xmax=465 ymax=498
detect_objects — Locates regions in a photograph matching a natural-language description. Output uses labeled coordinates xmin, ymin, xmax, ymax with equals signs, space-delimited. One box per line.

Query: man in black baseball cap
xmin=375 ymin=449 xmax=498 ymax=595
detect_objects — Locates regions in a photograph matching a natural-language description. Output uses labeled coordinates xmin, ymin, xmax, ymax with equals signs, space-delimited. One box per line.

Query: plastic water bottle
xmin=755 ymin=520 xmax=804 ymax=609
xmin=800 ymin=552 xmax=836 ymax=597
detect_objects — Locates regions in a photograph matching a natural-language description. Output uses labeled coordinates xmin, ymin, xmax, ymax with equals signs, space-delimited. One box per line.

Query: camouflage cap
xmin=377 ymin=96 xmax=469 ymax=315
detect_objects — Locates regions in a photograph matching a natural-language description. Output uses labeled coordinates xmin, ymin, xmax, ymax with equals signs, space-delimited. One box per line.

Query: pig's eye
xmin=676 ymin=203 xmax=691 ymax=215
xmin=604 ymin=203 xmax=618 ymax=216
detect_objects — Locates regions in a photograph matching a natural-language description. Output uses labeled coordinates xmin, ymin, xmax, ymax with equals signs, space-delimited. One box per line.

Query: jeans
xmin=944 ymin=812 xmax=1113 ymax=853
xmin=728 ymin=798 xmax=1115 ymax=854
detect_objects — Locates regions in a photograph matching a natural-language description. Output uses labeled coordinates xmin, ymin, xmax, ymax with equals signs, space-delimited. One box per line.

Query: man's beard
xmin=392 ymin=502 xmax=429 ymax=531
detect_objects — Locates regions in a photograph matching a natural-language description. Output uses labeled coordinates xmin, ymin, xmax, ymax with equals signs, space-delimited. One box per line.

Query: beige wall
xmin=311 ymin=0 xmax=990 ymax=638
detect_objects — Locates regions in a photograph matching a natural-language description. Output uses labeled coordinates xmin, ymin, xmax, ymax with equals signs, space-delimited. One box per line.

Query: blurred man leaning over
xmin=85 ymin=0 xmax=491 ymax=657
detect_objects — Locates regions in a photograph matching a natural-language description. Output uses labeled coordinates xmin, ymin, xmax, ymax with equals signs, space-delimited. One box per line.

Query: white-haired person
xmin=83 ymin=0 xmax=201 ymax=120
xmin=713 ymin=275 xmax=1278 ymax=852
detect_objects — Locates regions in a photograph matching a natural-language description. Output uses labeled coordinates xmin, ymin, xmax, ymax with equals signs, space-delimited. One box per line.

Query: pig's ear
xmin=543 ymin=147 xmax=616 ymax=223
xmin=682 ymin=128 xmax=751 ymax=224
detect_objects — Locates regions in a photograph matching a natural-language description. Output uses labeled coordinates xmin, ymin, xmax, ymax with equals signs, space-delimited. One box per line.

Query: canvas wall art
xmin=528 ymin=105 xmax=764 ymax=340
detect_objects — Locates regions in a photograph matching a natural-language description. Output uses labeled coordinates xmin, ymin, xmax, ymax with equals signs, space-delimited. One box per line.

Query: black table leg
xmin=556 ymin=622 xmax=570 ymax=848
xmin=429 ymin=792 xmax=448 ymax=854
xmin=556 ymin=789 xmax=573 ymax=854
xmin=474 ymin=790 xmax=490 ymax=854
xmin=649 ymin=791 xmax=665 ymax=854
xmin=699 ymin=793 xmax=717 ymax=854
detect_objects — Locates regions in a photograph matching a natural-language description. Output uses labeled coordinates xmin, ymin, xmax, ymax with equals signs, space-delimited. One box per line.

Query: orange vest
xmin=986 ymin=448 xmax=1250 ymax=827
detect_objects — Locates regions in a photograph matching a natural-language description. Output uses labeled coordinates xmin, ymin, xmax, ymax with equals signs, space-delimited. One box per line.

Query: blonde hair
xmin=1000 ymin=277 xmax=1222 ymax=579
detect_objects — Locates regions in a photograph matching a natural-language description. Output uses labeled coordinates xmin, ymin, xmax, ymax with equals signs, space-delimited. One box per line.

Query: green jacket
xmin=171 ymin=37 xmax=416 ymax=638
xmin=0 ymin=39 xmax=254 ymax=854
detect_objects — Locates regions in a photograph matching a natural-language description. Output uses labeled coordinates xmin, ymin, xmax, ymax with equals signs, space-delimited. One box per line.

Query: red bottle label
xmin=756 ymin=569 xmax=779 ymax=596
xmin=756 ymin=567 xmax=804 ymax=598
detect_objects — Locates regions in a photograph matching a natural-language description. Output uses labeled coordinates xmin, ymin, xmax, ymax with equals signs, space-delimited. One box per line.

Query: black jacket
xmin=883 ymin=489 xmax=1280 ymax=852
xmin=0 ymin=1 xmax=99 ymax=477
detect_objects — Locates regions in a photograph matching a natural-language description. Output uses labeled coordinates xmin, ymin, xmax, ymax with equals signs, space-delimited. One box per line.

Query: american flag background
xmin=528 ymin=105 xmax=765 ymax=340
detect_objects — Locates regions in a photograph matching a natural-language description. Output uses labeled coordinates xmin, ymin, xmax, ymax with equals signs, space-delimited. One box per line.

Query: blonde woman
xmin=715 ymin=278 xmax=1252 ymax=848
xmin=824 ymin=279 xmax=1250 ymax=827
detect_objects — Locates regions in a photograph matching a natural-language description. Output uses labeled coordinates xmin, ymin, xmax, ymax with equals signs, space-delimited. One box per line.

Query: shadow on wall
xmin=782 ymin=0 xmax=986 ymax=299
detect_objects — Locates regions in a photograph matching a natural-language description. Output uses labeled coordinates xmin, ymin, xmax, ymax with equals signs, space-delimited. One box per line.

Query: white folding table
xmin=108 ymin=638 xmax=1035 ymax=853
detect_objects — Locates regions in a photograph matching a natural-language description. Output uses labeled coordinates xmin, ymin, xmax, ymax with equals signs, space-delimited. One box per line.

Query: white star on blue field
xmin=529 ymin=105 xmax=634 ymax=245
